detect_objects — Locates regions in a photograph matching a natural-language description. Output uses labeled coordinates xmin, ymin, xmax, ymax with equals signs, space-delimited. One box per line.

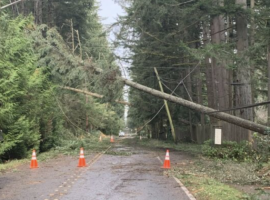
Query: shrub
xmin=202 ymin=135 xmax=270 ymax=164
xmin=202 ymin=140 xmax=253 ymax=161
xmin=252 ymin=133 xmax=270 ymax=163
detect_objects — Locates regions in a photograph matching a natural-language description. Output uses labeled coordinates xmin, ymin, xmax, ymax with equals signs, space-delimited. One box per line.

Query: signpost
xmin=214 ymin=127 xmax=222 ymax=145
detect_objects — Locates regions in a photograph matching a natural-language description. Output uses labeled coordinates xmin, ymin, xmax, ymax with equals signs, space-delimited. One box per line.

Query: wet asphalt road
xmin=62 ymin=142 xmax=191 ymax=200
xmin=0 ymin=138 xmax=193 ymax=200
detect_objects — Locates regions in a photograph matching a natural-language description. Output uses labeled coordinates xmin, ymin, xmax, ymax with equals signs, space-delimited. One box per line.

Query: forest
xmin=0 ymin=0 xmax=124 ymax=160
xmin=117 ymin=0 xmax=270 ymax=144
xmin=0 ymin=0 xmax=270 ymax=161
xmin=2 ymin=1 xmax=270 ymax=199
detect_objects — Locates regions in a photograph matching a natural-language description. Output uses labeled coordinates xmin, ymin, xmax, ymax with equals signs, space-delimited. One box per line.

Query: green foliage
xmin=0 ymin=15 xmax=41 ymax=159
xmin=25 ymin=2 xmax=124 ymax=137
xmin=53 ymin=131 xmax=111 ymax=154
xmin=252 ymin=133 xmax=270 ymax=164
xmin=0 ymin=15 xmax=66 ymax=159
xmin=202 ymin=137 xmax=270 ymax=164
xmin=175 ymin=173 xmax=246 ymax=200
xmin=118 ymin=0 xmax=206 ymax=134
xmin=202 ymin=140 xmax=254 ymax=161
xmin=118 ymin=0 xmax=270 ymax=143
xmin=2 ymin=117 xmax=40 ymax=159
xmin=0 ymin=1 xmax=123 ymax=160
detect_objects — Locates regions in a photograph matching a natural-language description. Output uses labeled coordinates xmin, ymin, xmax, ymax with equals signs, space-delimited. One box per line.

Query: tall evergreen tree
xmin=118 ymin=0 xmax=270 ymax=142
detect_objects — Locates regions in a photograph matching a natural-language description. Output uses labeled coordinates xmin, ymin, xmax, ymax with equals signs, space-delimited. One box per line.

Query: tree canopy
xmin=117 ymin=0 xmax=270 ymax=142
xmin=0 ymin=0 xmax=124 ymax=159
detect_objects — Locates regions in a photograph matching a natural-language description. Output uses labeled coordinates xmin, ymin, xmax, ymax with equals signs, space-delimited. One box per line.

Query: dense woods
xmin=117 ymin=0 xmax=270 ymax=143
xmin=0 ymin=0 xmax=124 ymax=159
xmin=1 ymin=0 xmax=270 ymax=160
xmin=2 ymin=2 xmax=270 ymax=199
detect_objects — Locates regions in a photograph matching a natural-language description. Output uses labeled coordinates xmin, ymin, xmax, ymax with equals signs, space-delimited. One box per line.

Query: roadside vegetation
xmin=116 ymin=0 xmax=270 ymax=197
xmin=1 ymin=0 xmax=270 ymax=199
xmin=0 ymin=131 xmax=111 ymax=173
xmin=136 ymin=137 xmax=270 ymax=200
xmin=0 ymin=0 xmax=124 ymax=164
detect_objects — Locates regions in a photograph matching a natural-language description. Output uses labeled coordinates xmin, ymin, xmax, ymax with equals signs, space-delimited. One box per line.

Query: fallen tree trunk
xmin=115 ymin=100 xmax=131 ymax=106
xmin=62 ymin=86 xmax=131 ymax=106
xmin=64 ymin=66 xmax=269 ymax=135
xmin=122 ymin=78 xmax=269 ymax=135
xmin=62 ymin=86 xmax=103 ymax=98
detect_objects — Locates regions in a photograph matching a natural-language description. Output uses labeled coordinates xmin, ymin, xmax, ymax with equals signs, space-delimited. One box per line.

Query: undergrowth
xmin=202 ymin=134 xmax=270 ymax=165
xmin=137 ymin=137 xmax=270 ymax=200
xmin=0 ymin=131 xmax=111 ymax=173
xmin=172 ymin=172 xmax=245 ymax=200
xmin=202 ymin=140 xmax=253 ymax=161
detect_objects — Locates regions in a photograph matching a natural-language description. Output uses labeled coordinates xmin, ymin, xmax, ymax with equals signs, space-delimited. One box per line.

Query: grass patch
xmin=136 ymin=138 xmax=270 ymax=199
xmin=174 ymin=172 xmax=245 ymax=200
xmin=190 ymin=158 xmax=261 ymax=185
xmin=0 ymin=159 xmax=28 ymax=173
xmin=0 ymin=134 xmax=111 ymax=173
xmin=168 ymin=158 xmax=266 ymax=199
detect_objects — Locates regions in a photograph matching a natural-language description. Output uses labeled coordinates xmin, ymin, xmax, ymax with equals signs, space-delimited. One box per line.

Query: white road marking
xmin=173 ymin=176 xmax=197 ymax=200
xmin=157 ymin=156 xmax=196 ymax=200
xmin=45 ymin=146 xmax=112 ymax=200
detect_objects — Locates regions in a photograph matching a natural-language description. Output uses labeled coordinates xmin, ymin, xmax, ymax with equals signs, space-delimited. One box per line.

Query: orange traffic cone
xmin=78 ymin=147 xmax=86 ymax=167
xmin=110 ymin=135 xmax=114 ymax=143
xmin=162 ymin=150 xmax=170 ymax=169
xmin=30 ymin=149 xmax=38 ymax=168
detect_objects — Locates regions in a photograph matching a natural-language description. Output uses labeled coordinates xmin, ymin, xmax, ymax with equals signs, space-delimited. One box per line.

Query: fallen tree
xmin=62 ymin=67 xmax=269 ymax=135
xmin=122 ymin=78 xmax=269 ymax=135
xmin=62 ymin=86 xmax=131 ymax=106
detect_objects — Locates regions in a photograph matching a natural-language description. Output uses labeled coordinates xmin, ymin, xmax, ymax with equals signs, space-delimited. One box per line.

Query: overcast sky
xmin=97 ymin=0 xmax=124 ymax=25
xmin=98 ymin=0 xmax=129 ymax=122
xmin=97 ymin=0 xmax=129 ymax=76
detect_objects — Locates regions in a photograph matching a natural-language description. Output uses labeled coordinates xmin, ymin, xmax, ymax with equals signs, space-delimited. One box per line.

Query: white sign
xmin=215 ymin=128 xmax=222 ymax=145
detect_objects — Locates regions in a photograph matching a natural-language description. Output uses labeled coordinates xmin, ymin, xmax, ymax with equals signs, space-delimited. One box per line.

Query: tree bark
xmin=267 ymin=45 xmax=270 ymax=126
xmin=87 ymin=63 xmax=269 ymax=135
xmin=250 ymin=0 xmax=256 ymax=120
xmin=34 ymin=0 xmax=42 ymax=24
xmin=203 ymin=22 xmax=214 ymax=109
xmin=47 ymin=0 xmax=54 ymax=27
xmin=210 ymin=0 xmax=229 ymax=112
xmin=186 ymin=67 xmax=194 ymax=140
xmin=0 ymin=0 xmax=21 ymax=10
xmin=196 ymin=65 xmax=205 ymax=138
xmin=62 ymin=86 xmax=104 ymax=98
xmin=235 ymin=0 xmax=253 ymax=141
xmin=235 ymin=0 xmax=253 ymax=121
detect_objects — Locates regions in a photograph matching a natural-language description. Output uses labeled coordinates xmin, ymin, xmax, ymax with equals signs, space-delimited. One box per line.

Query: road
xmin=0 ymin=138 xmax=195 ymax=200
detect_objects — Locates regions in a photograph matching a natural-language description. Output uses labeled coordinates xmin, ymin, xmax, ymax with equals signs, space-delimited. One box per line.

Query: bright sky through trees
xmin=98 ymin=0 xmax=129 ymax=124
